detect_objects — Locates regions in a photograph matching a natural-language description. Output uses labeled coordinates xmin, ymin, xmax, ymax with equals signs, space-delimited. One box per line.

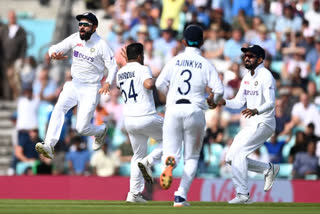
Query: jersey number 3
xmin=119 ymin=80 xmax=138 ymax=103
xmin=178 ymin=69 xmax=192 ymax=95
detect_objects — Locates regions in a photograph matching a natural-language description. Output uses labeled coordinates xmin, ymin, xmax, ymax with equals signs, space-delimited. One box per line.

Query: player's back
xmin=159 ymin=47 xmax=219 ymax=110
xmin=116 ymin=62 xmax=156 ymax=117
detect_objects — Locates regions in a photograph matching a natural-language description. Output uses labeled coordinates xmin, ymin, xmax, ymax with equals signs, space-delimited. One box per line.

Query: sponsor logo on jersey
xmin=118 ymin=71 xmax=135 ymax=81
xmin=244 ymin=81 xmax=250 ymax=85
xmin=76 ymin=43 xmax=83 ymax=47
xmin=244 ymin=89 xmax=259 ymax=96
xmin=90 ymin=48 xmax=95 ymax=52
xmin=254 ymin=81 xmax=258 ymax=86
xmin=73 ymin=50 xmax=94 ymax=62
xmin=176 ymin=59 xmax=202 ymax=69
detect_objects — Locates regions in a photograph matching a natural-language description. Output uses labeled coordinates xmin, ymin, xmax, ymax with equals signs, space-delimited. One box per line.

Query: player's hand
xmin=51 ymin=52 xmax=68 ymax=60
xmin=120 ymin=46 xmax=128 ymax=62
xmin=241 ymin=108 xmax=258 ymax=118
xmin=99 ymin=82 xmax=111 ymax=95
xmin=207 ymin=93 xmax=217 ymax=109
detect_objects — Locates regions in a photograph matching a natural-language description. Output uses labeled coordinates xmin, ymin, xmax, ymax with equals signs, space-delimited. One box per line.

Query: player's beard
xmin=244 ymin=59 xmax=258 ymax=70
xmin=80 ymin=28 xmax=93 ymax=40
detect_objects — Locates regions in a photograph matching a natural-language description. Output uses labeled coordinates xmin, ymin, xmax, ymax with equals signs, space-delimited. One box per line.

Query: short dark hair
xmin=127 ymin=43 xmax=144 ymax=60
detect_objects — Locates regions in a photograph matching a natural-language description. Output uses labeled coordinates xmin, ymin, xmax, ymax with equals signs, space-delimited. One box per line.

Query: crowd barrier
xmin=0 ymin=176 xmax=319 ymax=202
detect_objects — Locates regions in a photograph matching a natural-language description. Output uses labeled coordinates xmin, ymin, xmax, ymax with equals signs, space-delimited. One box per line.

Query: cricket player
xmin=156 ymin=25 xmax=224 ymax=207
xmin=217 ymin=45 xmax=280 ymax=204
xmin=35 ymin=12 xmax=117 ymax=159
xmin=117 ymin=43 xmax=163 ymax=203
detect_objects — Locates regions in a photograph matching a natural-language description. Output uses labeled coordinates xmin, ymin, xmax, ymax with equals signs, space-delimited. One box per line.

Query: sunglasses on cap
xmin=79 ymin=22 xmax=93 ymax=27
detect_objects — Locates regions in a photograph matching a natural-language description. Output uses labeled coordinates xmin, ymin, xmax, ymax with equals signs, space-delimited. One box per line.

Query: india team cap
xmin=183 ymin=24 xmax=203 ymax=45
xmin=76 ymin=12 xmax=98 ymax=26
xmin=241 ymin=45 xmax=265 ymax=59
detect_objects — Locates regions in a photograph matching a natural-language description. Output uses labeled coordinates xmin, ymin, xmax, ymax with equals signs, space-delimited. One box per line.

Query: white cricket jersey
xmin=226 ymin=63 xmax=276 ymax=130
xmin=48 ymin=32 xmax=117 ymax=84
xmin=156 ymin=47 xmax=224 ymax=110
xmin=116 ymin=62 xmax=156 ymax=117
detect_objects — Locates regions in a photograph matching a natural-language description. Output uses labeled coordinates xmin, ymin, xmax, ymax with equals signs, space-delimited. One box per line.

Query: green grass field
xmin=0 ymin=200 xmax=319 ymax=214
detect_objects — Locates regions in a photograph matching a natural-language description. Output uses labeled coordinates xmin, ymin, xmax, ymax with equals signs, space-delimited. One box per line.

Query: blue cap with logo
xmin=76 ymin=12 xmax=98 ymax=26
xmin=183 ymin=24 xmax=203 ymax=46
xmin=241 ymin=45 xmax=265 ymax=59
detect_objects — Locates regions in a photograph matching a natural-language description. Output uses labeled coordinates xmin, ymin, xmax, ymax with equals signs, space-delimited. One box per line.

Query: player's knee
xmin=76 ymin=124 xmax=90 ymax=135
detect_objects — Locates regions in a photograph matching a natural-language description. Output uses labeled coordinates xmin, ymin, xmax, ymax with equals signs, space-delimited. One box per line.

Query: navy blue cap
xmin=183 ymin=25 xmax=203 ymax=46
xmin=76 ymin=12 xmax=98 ymax=26
xmin=241 ymin=45 xmax=265 ymax=59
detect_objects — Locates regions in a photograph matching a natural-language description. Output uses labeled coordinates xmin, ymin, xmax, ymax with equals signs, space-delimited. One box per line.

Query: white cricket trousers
xmin=163 ymin=104 xmax=205 ymax=200
xmin=45 ymin=80 xmax=106 ymax=147
xmin=226 ymin=123 xmax=274 ymax=195
xmin=124 ymin=113 xmax=163 ymax=194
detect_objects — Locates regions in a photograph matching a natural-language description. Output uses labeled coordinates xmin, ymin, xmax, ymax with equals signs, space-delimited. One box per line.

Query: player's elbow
xmin=143 ymin=79 xmax=155 ymax=90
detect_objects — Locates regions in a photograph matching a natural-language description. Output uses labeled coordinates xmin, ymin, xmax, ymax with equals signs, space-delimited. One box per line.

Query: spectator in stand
xmin=282 ymin=92 xmax=320 ymax=137
xmin=263 ymin=55 xmax=281 ymax=88
xmin=90 ymin=143 xmax=120 ymax=177
xmin=113 ymin=0 xmax=134 ymax=28
xmin=289 ymin=67 xmax=309 ymax=94
xmin=135 ymin=25 xmax=150 ymax=45
xmin=305 ymin=123 xmax=320 ymax=144
xmin=227 ymin=62 xmax=242 ymax=95
xmin=19 ymin=56 xmax=37 ymax=87
xmin=160 ymin=0 xmax=185 ymax=31
xmin=203 ymin=25 xmax=225 ymax=60
xmin=307 ymin=81 xmax=320 ymax=105
xmin=275 ymin=98 xmax=291 ymax=135
xmin=116 ymin=135 xmax=134 ymax=163
xmin=306 ymin=35 xmax=320 ymax=73
xmin=223 ymin=28 xmax=244 ymax=63
xmin=12 ymin=84 xmax=40 ymax=173
xmin=154 ymin=29 xmax=177 ymax=61
xmin=275 ymin=4 xmax=303 ymax=35
xmin=304 ymin=0 xmax=320 ymax=33
xmin=32 ymin=66 xmax=58 ymax=140
xmin=15 ymin=128 xmax=52 ymax=175
xmin=209 ymin=8 xmax=232 ymax=39
xmin=106 ymin=19 xmax=127 ymax=52
xmin=278 ymin=87 xmax=297 ymax=119
xmin=103 ymin=88 xmax=123 ymax=129
xmin=259 ymin=0 xmax=277 ymax=32
xmin=292 ymin=141 xmax=319 ymax=179
xmin=250 ymin=24 xmax=277 ymax=58
xmin=231 ymin=0 xmax=254 ymax=18
xmin=232 ymin=10 xmax=254 ymax=38
xmin=264 ymin=133 xmax=287 ymax=164
xmin=289 ymin=131 xmax=308 ymax=163
xmin=129 ymin=13 xmax=159 ymax=41
xmin=0 ymin=10 xmax=27 ymax=100
xmin=144 ymin=39 xmax=163 ymax=77
xmin=280 ymin=31 xmax=306 ymax=62
xmin=66 ymin=135 xmax=91 ymax=175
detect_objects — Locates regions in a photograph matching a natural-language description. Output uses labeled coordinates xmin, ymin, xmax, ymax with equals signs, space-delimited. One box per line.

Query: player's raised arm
xmin=48 ymin=33 xmax=76 ymax=60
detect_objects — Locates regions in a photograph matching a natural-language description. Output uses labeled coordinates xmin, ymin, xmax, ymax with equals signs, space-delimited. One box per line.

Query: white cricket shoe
xmin=35 ymin=142 xmax=54 ymax=159
xmin=93 ymin=124 xmax=108 ymax=151
xmin=126 ymin=192 xmax=147 ymax=203
xmin=264 ymin=163 xmax=280 ymax=192
xmin=228 ymin=194 xmax=252 ymax=204
xmin=173 ymin=196 xmax=190 ymax=207
xmin=138 ymin=157 xmax=153 ymax=184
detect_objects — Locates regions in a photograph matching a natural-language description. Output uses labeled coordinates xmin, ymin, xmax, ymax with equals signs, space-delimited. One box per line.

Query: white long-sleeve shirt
xmin=226 ymin=63 xmax=276 ymax=130
xmin=48 ymin=32 xmax=117 ymax=84
xmin=156 ymin=47 xmax=224 ymax=110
